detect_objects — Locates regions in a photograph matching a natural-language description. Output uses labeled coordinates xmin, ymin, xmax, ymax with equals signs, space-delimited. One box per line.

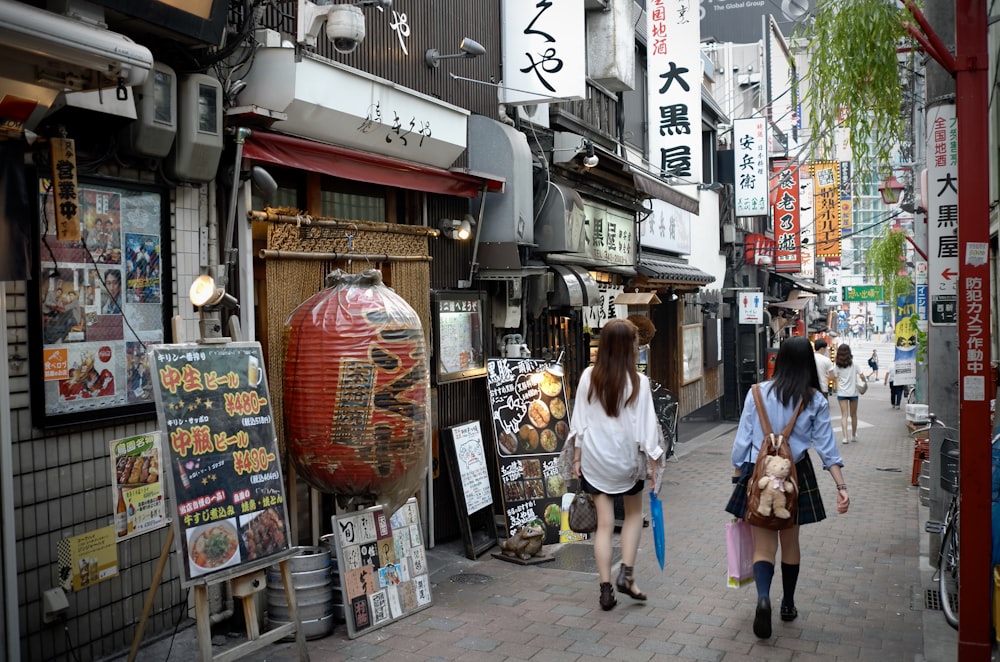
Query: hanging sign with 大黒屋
xmin=149 ymin=341 xmax=294 ymax=586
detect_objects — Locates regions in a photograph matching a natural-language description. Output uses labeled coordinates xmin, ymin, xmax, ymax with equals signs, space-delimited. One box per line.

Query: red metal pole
xmin=954 ymin=0 xmax=991 ymax=657
xmin=907 ymin=0 xmax=958 ymax=73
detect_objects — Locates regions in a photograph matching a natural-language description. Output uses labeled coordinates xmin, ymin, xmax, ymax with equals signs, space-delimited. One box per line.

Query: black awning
xmin=637 ymin=257 xmax=716 ymax=285
xmin=770 ymin=271 xmax=830 ymax=294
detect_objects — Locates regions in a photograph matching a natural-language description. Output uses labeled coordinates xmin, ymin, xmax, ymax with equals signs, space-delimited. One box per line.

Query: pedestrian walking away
xmin=725 ymin=336 xmax=850 ymax=640
xmin=566 ymin=318 xmax=662 ymax=611
xmin=831 ymin=344 xmax=862 ymax=443
xmin=812 ymin=338 xmax=833 ymax=397
xmin=867 ymin=349 xmax=879 ymax=380
xmin=885 ymin=362 xmax=905 ymax=409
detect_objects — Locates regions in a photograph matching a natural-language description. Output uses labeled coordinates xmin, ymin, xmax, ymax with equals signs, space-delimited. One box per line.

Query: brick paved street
xmin=115 ymin=375 xmax=960 ymax=661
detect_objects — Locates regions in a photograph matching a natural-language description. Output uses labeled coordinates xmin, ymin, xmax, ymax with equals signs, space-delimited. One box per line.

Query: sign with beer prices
xmin=149 ymin=341 xmax=294 ymax=586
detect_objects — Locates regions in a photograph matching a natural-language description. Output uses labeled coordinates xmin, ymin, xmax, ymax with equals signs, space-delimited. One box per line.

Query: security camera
xmin=326 ymin=5 xmax=365 ymax=54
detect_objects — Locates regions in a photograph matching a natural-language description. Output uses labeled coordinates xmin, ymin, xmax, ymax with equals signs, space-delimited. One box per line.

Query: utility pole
xmin=910 ymin=0 xmax=992 ymax=655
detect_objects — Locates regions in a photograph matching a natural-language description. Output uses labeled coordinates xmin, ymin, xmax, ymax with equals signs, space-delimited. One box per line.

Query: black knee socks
xmin=753 ymin=561 xmax=774 ymax=599
xmin=781 ymin=562 xmax=800 ymax=607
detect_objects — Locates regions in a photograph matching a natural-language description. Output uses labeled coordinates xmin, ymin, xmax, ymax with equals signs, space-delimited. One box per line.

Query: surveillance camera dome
xmin=326 ymin=5 xmax=365 ymax=54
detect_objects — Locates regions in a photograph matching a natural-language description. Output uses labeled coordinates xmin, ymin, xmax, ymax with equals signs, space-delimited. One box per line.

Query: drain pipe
xmin=0 ymin=283 xmax=20 ymax=660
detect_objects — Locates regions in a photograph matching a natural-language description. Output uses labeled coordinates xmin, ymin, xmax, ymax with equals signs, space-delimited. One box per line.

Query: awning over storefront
xmin=769 ymin=298 xmax=811 ymax=310
xmin=550 ymin=265 xmax=600 ymax=307
xmin=637 ymin=257 xmax=716 ymax=285
xmin=771 ymin=271 xmax=829 ymax=294
xmin=627 ymin=165 xmax=699 ymax=215
xmin=243 ymin=131 xmax=505 ymax=199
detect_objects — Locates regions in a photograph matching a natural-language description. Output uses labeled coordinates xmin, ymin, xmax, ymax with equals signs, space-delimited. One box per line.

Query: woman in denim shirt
xmin=725 ymin=337 xmax=850 ymax=639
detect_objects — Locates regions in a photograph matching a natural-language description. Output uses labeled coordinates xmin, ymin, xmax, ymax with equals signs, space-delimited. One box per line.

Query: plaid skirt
xmin=725 ymin=452 xmax=827 ymax=526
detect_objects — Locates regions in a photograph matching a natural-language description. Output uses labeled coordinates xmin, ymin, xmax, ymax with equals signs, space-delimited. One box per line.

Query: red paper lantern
xmin=283 ymin=270 xmax=429 ymax=514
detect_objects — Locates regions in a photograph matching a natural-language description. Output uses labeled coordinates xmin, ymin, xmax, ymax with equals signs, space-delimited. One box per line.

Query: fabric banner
xmin=812 ymin=162 xmax=841 ymax=259
xmin=894 ymin=295 xmax=917 ymax=386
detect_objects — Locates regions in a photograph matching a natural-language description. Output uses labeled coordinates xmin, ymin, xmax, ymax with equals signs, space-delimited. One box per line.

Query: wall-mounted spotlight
xmin=190 ymin=273 xmax=239 ymax=343
xmin=426 ymin=37 xmax=486 ymax=68
xmin=582 ymin=141 xmax=599 ymax=168
xmin=297 ymin=0 xmax=392 ymax=53
xmin=439 ymin=214 xmax=475 ymax=240
xmin=668 ymin=287 xmax=679 ymax=302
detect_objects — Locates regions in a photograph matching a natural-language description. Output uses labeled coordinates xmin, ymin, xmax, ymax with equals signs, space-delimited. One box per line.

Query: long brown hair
xmin=835 ymin=343 xmax=853 ymax=368
xmin=588 ymin=318 xmax=639 ymax=417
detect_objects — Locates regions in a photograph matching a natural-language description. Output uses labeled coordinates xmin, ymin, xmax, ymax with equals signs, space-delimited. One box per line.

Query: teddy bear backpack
xmin=745 ymin=384 xmax=805 ymax=531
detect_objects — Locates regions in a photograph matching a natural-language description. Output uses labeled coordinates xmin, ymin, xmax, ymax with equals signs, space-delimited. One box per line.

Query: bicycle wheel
xmin=938 ymin=513 xmax=959 ymax=630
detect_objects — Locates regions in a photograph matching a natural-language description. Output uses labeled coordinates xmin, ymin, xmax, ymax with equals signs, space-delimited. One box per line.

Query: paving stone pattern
xmin=119 ymin=370 xmax=957 ymax=661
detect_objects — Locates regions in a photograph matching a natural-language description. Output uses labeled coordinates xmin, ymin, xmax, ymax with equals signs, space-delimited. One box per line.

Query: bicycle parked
xmin=650 ymin=380 xmax=678 ymax=461
xmin=916 ymin=414 xmax=961 ymax=630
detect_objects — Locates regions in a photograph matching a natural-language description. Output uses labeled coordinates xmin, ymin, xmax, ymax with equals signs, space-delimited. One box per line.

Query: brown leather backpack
xmin=745 ymin=385 xmax=805 ymax=531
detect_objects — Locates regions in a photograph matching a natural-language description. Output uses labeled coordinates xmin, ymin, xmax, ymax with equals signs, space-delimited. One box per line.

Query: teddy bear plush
xmin=756 ymin=455 xmax=796 ymax=519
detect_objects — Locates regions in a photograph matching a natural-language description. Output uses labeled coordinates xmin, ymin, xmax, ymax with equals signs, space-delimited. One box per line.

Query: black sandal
xmin=615 ymin=564 xmax=647 ymax=601
xmin=599 ymin=582 xmax=617 ymax=611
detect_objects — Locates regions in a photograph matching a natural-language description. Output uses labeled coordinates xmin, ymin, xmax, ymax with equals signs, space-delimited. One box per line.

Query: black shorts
xmin=581 ymin=474 xmax=644 ymax=496
xmin=724 ymin=452 xmax=827 ymax=525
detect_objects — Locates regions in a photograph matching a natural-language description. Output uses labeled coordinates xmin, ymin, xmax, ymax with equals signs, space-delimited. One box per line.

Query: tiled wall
xmin=11 ymin=178 xmax=205 ymax=660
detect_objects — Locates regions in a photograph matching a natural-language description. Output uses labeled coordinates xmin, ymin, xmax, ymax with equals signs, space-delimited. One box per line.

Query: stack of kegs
xmin=266 ymin=546 xmax=335 ymax=639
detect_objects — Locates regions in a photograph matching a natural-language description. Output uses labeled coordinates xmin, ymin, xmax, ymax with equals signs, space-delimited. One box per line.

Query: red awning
xmin=242 ymin=131 xmax=505 ymax=198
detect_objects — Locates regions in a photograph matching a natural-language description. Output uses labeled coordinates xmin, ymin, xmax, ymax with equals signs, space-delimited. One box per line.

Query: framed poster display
xmin=28 ymin=176 xmax=171 ymax=428
xmin=431 ymin=290 xmax=487 ymax=383
xmin=485 ymin=358 xmax=572 ymax=545
xmin=331 ymin=498 xmax=432 ymax=638
xmin=682 ymin=324 xmax=704 ymax=384
xmin=148 ymin=341 xmax=294 ymax=587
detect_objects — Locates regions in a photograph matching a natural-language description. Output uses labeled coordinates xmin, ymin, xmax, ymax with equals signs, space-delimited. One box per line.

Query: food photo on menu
xmin=486 ymin=358 xmax=572 ymax=545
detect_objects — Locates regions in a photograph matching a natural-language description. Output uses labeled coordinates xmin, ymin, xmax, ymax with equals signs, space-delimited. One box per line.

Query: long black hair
xmin=770 ymin=336 xmax=820 ymax=406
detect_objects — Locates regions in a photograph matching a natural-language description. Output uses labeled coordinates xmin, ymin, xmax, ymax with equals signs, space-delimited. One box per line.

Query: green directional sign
xmin=842 ymin=285 xmax=884 ymax=302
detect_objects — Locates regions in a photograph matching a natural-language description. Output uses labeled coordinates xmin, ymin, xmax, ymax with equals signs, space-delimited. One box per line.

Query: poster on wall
xmin=110 ymin=432 xmax=167 ymax=541
xmin=485 ymin=358 xmax=572 ymax=545
xmin=332 ymin=498 xmax=432 ymax=639
xmin=57 ymin=526 xmax=119 ymax=592
xmin=30 ymin=177 xmax=169 ymax=427
xmin=149 ymin=341 xmax=294 ymax=587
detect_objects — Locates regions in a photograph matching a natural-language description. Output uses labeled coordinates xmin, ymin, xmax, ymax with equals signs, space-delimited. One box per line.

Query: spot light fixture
xmin=190 ymin=273 xmax=239 ymax=343
xmin=439 ymin=214 xmax=475 ymax=240
xmin=425 ymin=37 xmax=486 ymax=68
xmin=582 ymin=141 xmax=599 ymax=168
xmin=544 ymin=350 xmax=565 ymax=378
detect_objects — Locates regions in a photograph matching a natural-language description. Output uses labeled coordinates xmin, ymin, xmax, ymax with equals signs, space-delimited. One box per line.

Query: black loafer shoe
xmin=753 ymin=597 xmax=772 ymax=639
xmin=780 ymin=602 xmax=798 ymax=621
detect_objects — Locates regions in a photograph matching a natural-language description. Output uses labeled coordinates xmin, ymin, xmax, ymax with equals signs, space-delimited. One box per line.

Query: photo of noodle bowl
xmin=186 ymin=519 xmax=241 ymax=575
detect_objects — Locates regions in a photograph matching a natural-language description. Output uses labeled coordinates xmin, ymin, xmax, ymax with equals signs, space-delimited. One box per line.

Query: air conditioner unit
xmin=0 ymin=0 xmax=153 ymax=92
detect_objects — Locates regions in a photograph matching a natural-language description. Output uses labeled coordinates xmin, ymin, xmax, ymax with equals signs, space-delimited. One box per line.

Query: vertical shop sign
xmin=500 ymin=0 xmax=585 ymax=105
xmin=771 ymin=160 xmax=800 ymax=272
xmin=839 ymin=162 xmax=853 ymax=236
xmin=927 ymin=104 xmax=959 ymax=302
xmin=799 ymin=172 xmax=815 ymax=278
xmin=49 ymin=138 xmax=81 ymax=242
xmin=647 ymin=0 xmax=702 ymax=180
xmin=485 ymin=359 xmax=571 ymax=545
xmin=149 ymin=342 xmax=293 ymax=586
xmin=733 ymin=118 xmax=768 ymax=216
xmin=811 ymin=162 xmax=841 ymax=259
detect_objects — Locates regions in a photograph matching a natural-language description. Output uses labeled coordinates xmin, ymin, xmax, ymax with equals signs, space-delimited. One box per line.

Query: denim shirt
xmin=731 ymin=381 xmax=843 ymax=471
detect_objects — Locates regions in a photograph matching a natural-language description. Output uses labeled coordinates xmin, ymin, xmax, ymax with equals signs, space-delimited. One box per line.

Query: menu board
xmin=149 ymin=341 xmax=293 ymax=586
xmin=485 ymin=358 xmax=571 ymax=545
xmin=448 ymin=421 xmax=493 ymax=514
xmin=331 ymin=498 xmax=432 ymax=638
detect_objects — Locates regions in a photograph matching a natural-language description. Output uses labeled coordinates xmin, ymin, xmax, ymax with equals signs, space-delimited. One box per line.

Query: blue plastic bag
xmin=650 ymin=489 xmax=665 ymax=571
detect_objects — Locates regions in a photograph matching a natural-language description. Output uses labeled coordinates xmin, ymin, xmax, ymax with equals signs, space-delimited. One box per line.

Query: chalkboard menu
xmin=485 ymin=358 xmax=571 ymax=545
xmin=149 ymin=341 xmax=293 ymax=587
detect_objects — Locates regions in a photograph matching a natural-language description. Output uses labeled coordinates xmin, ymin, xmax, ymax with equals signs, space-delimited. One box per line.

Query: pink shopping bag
xmin=726 ymin=519 xmax=754 ymax=588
